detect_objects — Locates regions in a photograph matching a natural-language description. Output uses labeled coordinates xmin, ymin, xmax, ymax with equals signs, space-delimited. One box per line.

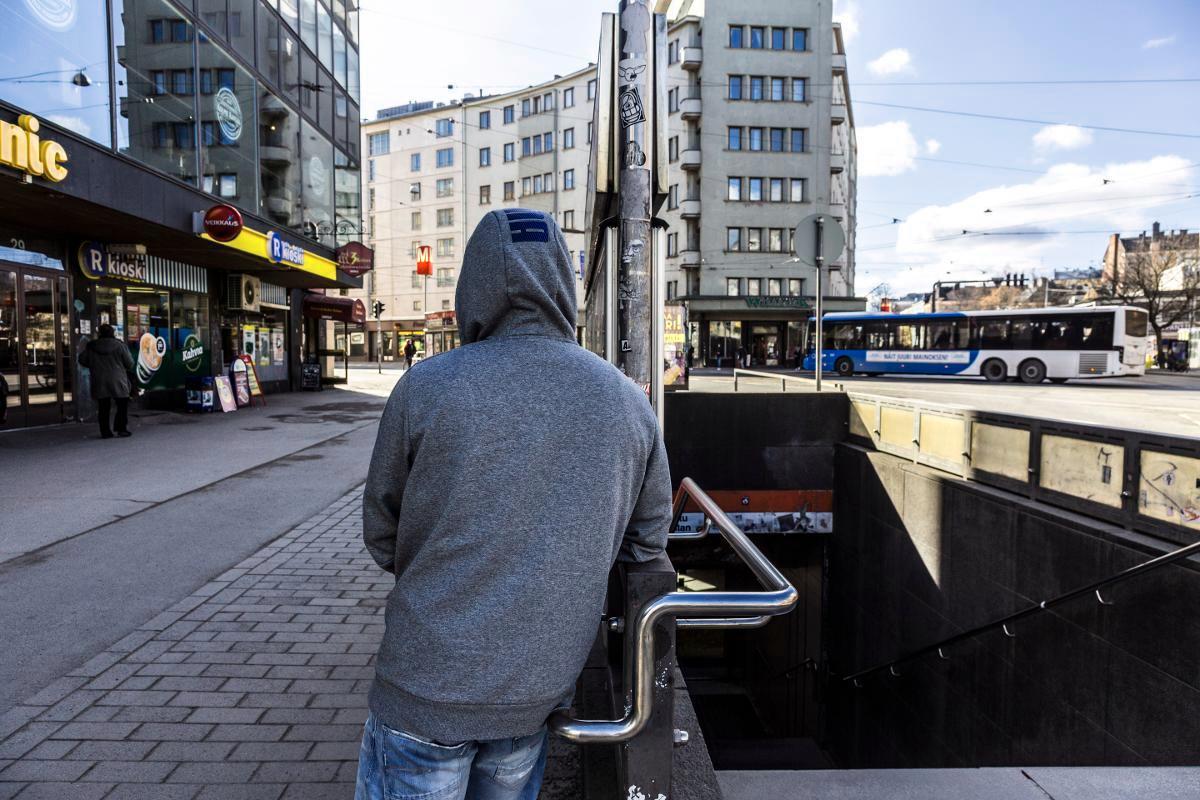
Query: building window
xmin=791 ymin=129 xmax=805 ymax=153
xmin=410 ymin=182 xmax=421 ymax=199
xmin=413 ymin=300 xmax=423 ymax=312
xmin=543 ymin=131 xmax=553 ymax=151
xmin=480 ymin=185 xmax=491 ymax=204
xmin=769 ymin=278 xmax=783 ymax=296
xmin=748 ymin=127 xmax=763 ymax=151
xmin=749 ymin=26 xmax=764 ymax=48
xmin=587 ymin=78 xmax=597 ymax=100
xmin=748 ymin=178 xmax=763 ymax=201
xmin=789 ymin=278 xmax=802 ymax=296
xmin=667 ymin=281 xmax=678 ymax=300
xmin=436 ymin=148 xmax=454 ymax=168
xmin=479 ymin=147 xmax=491 ymax=167
xmin=564 ymin=209 xmax=575 ymax=229
xmin=172 ymin=69 xmax=194 ymax=95
xmin=437 ymin=238 xmax=454 ymax=257
xmin=728 ymin=75 xmax=742 ymax=100
xmin=792 ymin=29 xmax=807 ymax=51
xmin=667 ymin=232 xmax=678 ymax=257
xmin=504 ymin=181 xmax=515 ymax=200
xmin=504 ymin=142 xmax=515 ymax=162
xmin=790 ymin=178 xmax=805 ymax=202
xmin=769 ymin=229 xmax=785 ymax=252
xmin=770 ymin=128 xmax=786 ymax=152
xmin=532 ymin=175 xmax=542 ymax=194
xmin=771 ymin=28 xmax=785 ymax=50
xmin=747 ymin=278 xmax=761 ymax=296
xmin=503 ymin=104 xmax=515 ymax=124
xmin=747 ymin=228 xmax=762 ymax=252
xmin=669 ymin=136 xmax=679 ymax=161
xmin=543 ymin=92 xmax=553 ymax=110
xmin=770 ymin=178 xmax=784 ymax=202
xmin=437 ymin=267 xmax=454 ymax=287
xmin=522 ymin=137 xmax=532 ymax=157
xmin=479 ymin=110 xmax=491 ymax=129
xmin=728 ymin=127 xmax=741 ymax=150
xmin=668 ymin=184 xmax=678 ymax=209
xmin=411 ymin=211 xmax=422 ymax=229
xmin=412 ymin=271 xmax=423 ymax=289
xmin=368 ymin=188 xmax=376 ymax=211
xmin=587 ymin=121 xmax=593 ymax=143
xmin=792 ymin=78 xmax=806 ymax=102
xmin=532 ymin=135 xmax=542 ymax=155
xmin=727 ymin=277 xmax=740 ymax=296
xmin=543 ymin=172 xmax=554 ymax=191
xmin=368 ymin=131 xmax=390 ymax=155
xmin=564 ymin=87 xmax=575 ymax=107
xmin=436 ymin=177 xmax=453 ymax=197
xmin=368 ymin=159 xmax=376 ymax=182
xmin=151 ymin=71 xmax=167 ymax=95
xmin=410 ymin=152 xmax=421 ymax=171
xmin=729 ymin=25 xmax=743 ymax=48
xmin=522 ymin=98 xmax=531 ymax=117
xmin=727 ymin=229 xmax=741 ymax=252
xmin=749 ymin=76 xmax=764 ymax=100
xmin=771 ymin=77 xmax=785 ymax=102
xmin=564 ymin=127 xmax=575 ymax=149
xmin=563 ymin=168 xmax=575 ymax=190
xmin=437 ymin=208 xmax=454 ymax=227
xmin=522 ymin=177 xmax=532 ymax=195
xmin=727 ymin=177 xmax=741 ymax=201
xmin=668 ymin=88 xmax=678 ymax=113
xmin=435 ymin=118 xmax=453 ymax=137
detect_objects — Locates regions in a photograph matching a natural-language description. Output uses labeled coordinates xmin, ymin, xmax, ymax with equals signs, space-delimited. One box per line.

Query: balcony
xmin=832 ymin=52 xmax=847 ymax=75
xmin=680 ymin=249 xmax=701 ymax=268
xmin=680 ymin=198 xmax=701 ymax=218
xmin=832 ymin=101 xmax=847 ymax=126
xmin=680 ymin=148 xmax=702 ymax=171
xmin=682 ymin=47 xmax=703 ymax=70
xmin=830 ymin=151 xmax=846 ymax=174
xmin=680 ymin=96 xmax=702 ymax=120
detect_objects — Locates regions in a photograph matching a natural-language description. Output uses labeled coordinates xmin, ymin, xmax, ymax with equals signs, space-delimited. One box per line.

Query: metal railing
xmin=843 ymin=536 xmax=1200 ymax=686
xmin=548 ymin=477 xmax=798 ymax=742
xmin=732 ymin=368 xmax=845 ymax=393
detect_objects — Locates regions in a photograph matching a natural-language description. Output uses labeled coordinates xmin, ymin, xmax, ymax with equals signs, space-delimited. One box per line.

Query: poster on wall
xmin=242 ymin=325 xmax=257 ymax=361
xmin=231 ymin=359 xmax=251 ymax=407
xmin=272 ymin=330 xmax=285 ymax=365
xmin=258 ymin=328 xmax=270 ymax=368
xmin=664 ymin=304 xmax=688 ymax=391
xmin=214 ymin=376 xmax=238 ymax=412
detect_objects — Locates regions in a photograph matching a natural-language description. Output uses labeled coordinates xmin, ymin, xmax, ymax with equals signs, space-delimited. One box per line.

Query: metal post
xmin=616 ymin=0 xmax=654 ymax=402
xmin=814 ymin=216 xmax=824 ymax=393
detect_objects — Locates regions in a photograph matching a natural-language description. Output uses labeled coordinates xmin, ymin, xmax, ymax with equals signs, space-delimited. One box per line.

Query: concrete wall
xmin=829 ymin=444 xmax=1200 ymax=767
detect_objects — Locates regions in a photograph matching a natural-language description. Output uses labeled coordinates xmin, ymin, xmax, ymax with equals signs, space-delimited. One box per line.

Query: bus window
xmin=1081 ymin=314 xmax=1113 ymax=349
xmin=865 ymin=321 xmax=893 ymax=350
xmin=1010 ymin=318 xmax=1036 ymax=349
xmin=927 ymin=320 xmax=956 ymax=349
xmin=895 ymin=322 xmax=919 ymax=350
xmin=1124 ymin=309 xmax=1148 ymax=338
xmin=827 ymin=323 xmax=864 ymax=350
xmin=974 ymin=318 xmax=1009 ymax=349
xmin=1041 ymin=318 xmax=1074 ymax=349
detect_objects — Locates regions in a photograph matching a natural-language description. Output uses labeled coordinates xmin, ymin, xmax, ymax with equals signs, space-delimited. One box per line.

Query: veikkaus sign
xmin=202 ymin=204 xmax=244 ymax=242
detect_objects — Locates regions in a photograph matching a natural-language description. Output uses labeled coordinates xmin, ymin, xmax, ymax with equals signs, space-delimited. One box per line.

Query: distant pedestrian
xmin=78 ymin=324 xmax=135 ymax=439
xmin=403 ymin=338 xmax=416 ymax=370
xmin=357 ymin=209 xmax=671 ymax=800
xmin=736 ymin=345 xmax=745 ymax=369
xmin=686 ymin=345 xmax=695 ymax=369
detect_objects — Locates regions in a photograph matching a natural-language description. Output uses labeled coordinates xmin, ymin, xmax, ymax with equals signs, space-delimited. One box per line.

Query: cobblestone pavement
xmin=0 ymin=487 xmax=578 ymax=800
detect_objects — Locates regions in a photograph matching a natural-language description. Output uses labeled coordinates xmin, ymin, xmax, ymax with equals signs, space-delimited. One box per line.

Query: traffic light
xmin=372 ymin=300 xmax=385 ymax=318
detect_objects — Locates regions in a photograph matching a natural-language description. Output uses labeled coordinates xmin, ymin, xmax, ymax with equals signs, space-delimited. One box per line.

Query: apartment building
xmin=662 ymin=0 xmax=859 ymax=367
xmin=358 ymin=68 xmax=596 ymax=359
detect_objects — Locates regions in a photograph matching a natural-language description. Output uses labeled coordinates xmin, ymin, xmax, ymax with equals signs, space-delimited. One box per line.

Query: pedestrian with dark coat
xmin=78 ymin=324 xmax=135 ymax=439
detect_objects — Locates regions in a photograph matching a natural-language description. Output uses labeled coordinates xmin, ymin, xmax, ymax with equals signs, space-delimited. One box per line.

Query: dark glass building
xmin=0 ymin=0 xmax=364 ymax=429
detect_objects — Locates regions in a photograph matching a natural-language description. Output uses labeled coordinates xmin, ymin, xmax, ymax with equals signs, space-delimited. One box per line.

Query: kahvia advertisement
xmin=664 ymin=305 xmax=688 ymax=391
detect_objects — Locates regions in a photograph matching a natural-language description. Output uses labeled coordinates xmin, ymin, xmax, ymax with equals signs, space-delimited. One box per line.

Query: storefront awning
xmin=303 ymin=293 xmax=366 ymax=324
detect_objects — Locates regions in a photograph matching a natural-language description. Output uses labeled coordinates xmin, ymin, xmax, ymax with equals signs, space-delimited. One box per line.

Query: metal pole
xmin=616 ymin=0 xmax=654 ymax=402
xmin=814 ymin=216 xmax=824 ymax=392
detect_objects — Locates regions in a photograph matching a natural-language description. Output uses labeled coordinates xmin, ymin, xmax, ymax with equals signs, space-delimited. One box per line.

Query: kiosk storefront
xmin=302 ymin=293 xmax=365 ymax=385
xmin=218 ymin=275 xmax=292 ymax=393
xmin=424 ymin=311 xmax=458 ymax=357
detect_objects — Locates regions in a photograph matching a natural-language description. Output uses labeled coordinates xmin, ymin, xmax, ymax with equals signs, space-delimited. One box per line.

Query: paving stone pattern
xmin=0 ymin=488 xmax=579 ymax=800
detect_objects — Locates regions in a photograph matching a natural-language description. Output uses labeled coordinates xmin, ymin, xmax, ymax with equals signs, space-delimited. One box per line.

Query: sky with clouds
xmin=360 ymin=0 xmax=1200 ymax=296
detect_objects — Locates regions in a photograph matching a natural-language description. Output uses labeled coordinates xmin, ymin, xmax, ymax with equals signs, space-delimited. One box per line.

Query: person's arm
xmin=77 ymin=342 xmax=90 ymax=368
xmin=362 ymin=376 xmax=413 ymax=573
xmin=121 ymin=345 xmax=135 ymax=372
xmin=618 ymin=431 xmax=673 ymax=563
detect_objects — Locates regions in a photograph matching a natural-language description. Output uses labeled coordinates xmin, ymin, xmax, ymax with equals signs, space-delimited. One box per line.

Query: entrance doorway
xmin=749 ymin=324 xmax=783 ymax=367
xmin=1 ymin=264 xmax=72 ymax=429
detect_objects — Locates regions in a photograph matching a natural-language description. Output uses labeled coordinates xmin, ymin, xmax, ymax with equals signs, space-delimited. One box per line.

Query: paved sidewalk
xmin=0 ymin=487 xmax=579 ymax=800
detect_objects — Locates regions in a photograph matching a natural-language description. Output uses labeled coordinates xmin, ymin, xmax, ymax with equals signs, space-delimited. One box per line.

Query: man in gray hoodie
xmin=356 ymin=209 xmax=672 ymax=800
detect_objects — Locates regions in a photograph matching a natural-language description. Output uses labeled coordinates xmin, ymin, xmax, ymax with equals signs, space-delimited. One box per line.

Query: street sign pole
xmin=814 ymin=216 xmax=824 ymax=392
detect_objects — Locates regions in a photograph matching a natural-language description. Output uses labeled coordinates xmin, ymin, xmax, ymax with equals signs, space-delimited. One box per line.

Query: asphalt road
xmin=0 ymin=377 xmax=395 ymax=711
xmin=691 ymin=371 xmax=1200 ymax=437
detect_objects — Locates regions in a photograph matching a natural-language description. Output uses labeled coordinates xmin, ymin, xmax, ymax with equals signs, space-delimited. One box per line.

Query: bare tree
xmin=1099 ymin=248 xmax=1200 ymax=365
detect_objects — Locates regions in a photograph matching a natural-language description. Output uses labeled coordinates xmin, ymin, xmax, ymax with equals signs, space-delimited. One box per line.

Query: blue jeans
xmin=355 ymin=714 xmax=548 ymax=800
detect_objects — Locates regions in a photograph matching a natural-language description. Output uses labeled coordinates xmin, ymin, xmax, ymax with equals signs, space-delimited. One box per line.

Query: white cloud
xmin=867 ymin=48 xmax=913 ymax=76
xmin=871 ymin=155 xmax=1195 ymax=293
xmin=1033 ymin=124 xmax=1094 ymax=152
xmin=924 ymin=139 xmax=942 ymax=155
xmin=47 ymin=115 xmax=91 ymax=139
xmin=858 ymin=121 xmax=919 ymax=177
xmin=833 ymin=0 xmax=859 ymax=42
xmin=1143 ymin=35 xmax=1176 ymax=49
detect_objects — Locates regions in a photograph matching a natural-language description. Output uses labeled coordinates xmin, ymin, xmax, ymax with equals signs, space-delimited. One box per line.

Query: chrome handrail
xmin=548 ymin=477 xmax=798 ymax=742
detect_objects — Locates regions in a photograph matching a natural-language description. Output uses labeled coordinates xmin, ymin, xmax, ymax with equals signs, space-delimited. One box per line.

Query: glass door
xmin=0 ymin=266 xmax=68 ymax=429
xmin=0 ymin=269 xmax=18 ymax=428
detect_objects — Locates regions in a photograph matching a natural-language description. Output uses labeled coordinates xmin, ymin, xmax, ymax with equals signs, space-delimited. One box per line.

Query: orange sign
xmin=416 ymin=245 xmax=432 ymax=276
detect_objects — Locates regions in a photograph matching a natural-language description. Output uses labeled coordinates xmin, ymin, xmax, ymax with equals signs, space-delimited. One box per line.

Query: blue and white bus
xmin=804 ymin=306 xmax=1149 ymax=383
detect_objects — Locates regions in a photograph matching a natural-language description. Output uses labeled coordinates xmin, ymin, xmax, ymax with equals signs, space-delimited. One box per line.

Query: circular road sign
xmin=792 ymin=213 xmax=846 ymax=268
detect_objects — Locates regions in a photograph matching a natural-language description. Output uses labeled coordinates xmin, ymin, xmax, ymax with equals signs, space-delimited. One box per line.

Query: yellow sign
xmin=199 ymin=227 xmax=337 ymax=282
xmin=0 ymin=115 xmax=68 ymax=182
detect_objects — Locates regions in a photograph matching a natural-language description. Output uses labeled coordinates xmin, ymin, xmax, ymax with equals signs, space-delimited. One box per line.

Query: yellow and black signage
xmin=0 ymin=115 xmax=68 ymax=182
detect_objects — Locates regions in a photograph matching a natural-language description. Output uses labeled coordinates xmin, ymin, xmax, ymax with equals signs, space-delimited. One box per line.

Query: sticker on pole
xmin=792 ymin=214 xmax=846 ymax=268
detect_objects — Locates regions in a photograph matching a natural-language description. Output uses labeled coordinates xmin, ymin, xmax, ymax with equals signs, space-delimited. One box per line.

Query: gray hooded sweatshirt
xmin=363 ymin=208 xmax=672 ymax=742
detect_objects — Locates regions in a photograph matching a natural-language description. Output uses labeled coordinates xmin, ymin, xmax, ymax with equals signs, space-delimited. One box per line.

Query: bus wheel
xmin=834 ymin=357 xmax=854 ymax=377
xmin=982 ymin=359 xmax=1007 ymax=382
xmin=1019 ymin=359 xmax=1047 ymax=384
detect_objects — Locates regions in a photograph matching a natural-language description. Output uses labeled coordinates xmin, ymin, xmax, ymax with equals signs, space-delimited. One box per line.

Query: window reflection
xmin=197 ymin=36 xmax=257 ymax=205
xmin=257 ymin=3 xmax=281 ymax=87
xmin=317 ymin=2 xmax=333 ymax=71
xmin=335 ymin=149 xmax=361 ymax=247
xmin=281 ymin=28 xmax=301 ymax=106
xmin=280 ymin=0 xmax=300 ymax=32
xmin=1 ymin=0 xmax=112 ymax=147
xmin=260 ymin=89 xmax=302 ymax=230
xmin=301 ymin=120 xmax=333 ymax=245
xmin=227 ymin=0 xmax=255 ymax=61
xmin=113 ymin=0 xmax=198 ymax=184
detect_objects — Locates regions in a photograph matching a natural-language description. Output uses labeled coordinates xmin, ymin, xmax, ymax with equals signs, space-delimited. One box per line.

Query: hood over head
xmin=455 ymin=209 xmax=577 ymax=344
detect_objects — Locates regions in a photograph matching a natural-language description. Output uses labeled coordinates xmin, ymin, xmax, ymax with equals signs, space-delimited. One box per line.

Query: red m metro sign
xmin=416 ymin=245 xmax=433 ymax=276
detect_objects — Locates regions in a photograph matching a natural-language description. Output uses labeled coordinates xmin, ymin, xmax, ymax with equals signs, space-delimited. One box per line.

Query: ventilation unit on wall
xmin=226 ymin=274 xmax=261 ymax=312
